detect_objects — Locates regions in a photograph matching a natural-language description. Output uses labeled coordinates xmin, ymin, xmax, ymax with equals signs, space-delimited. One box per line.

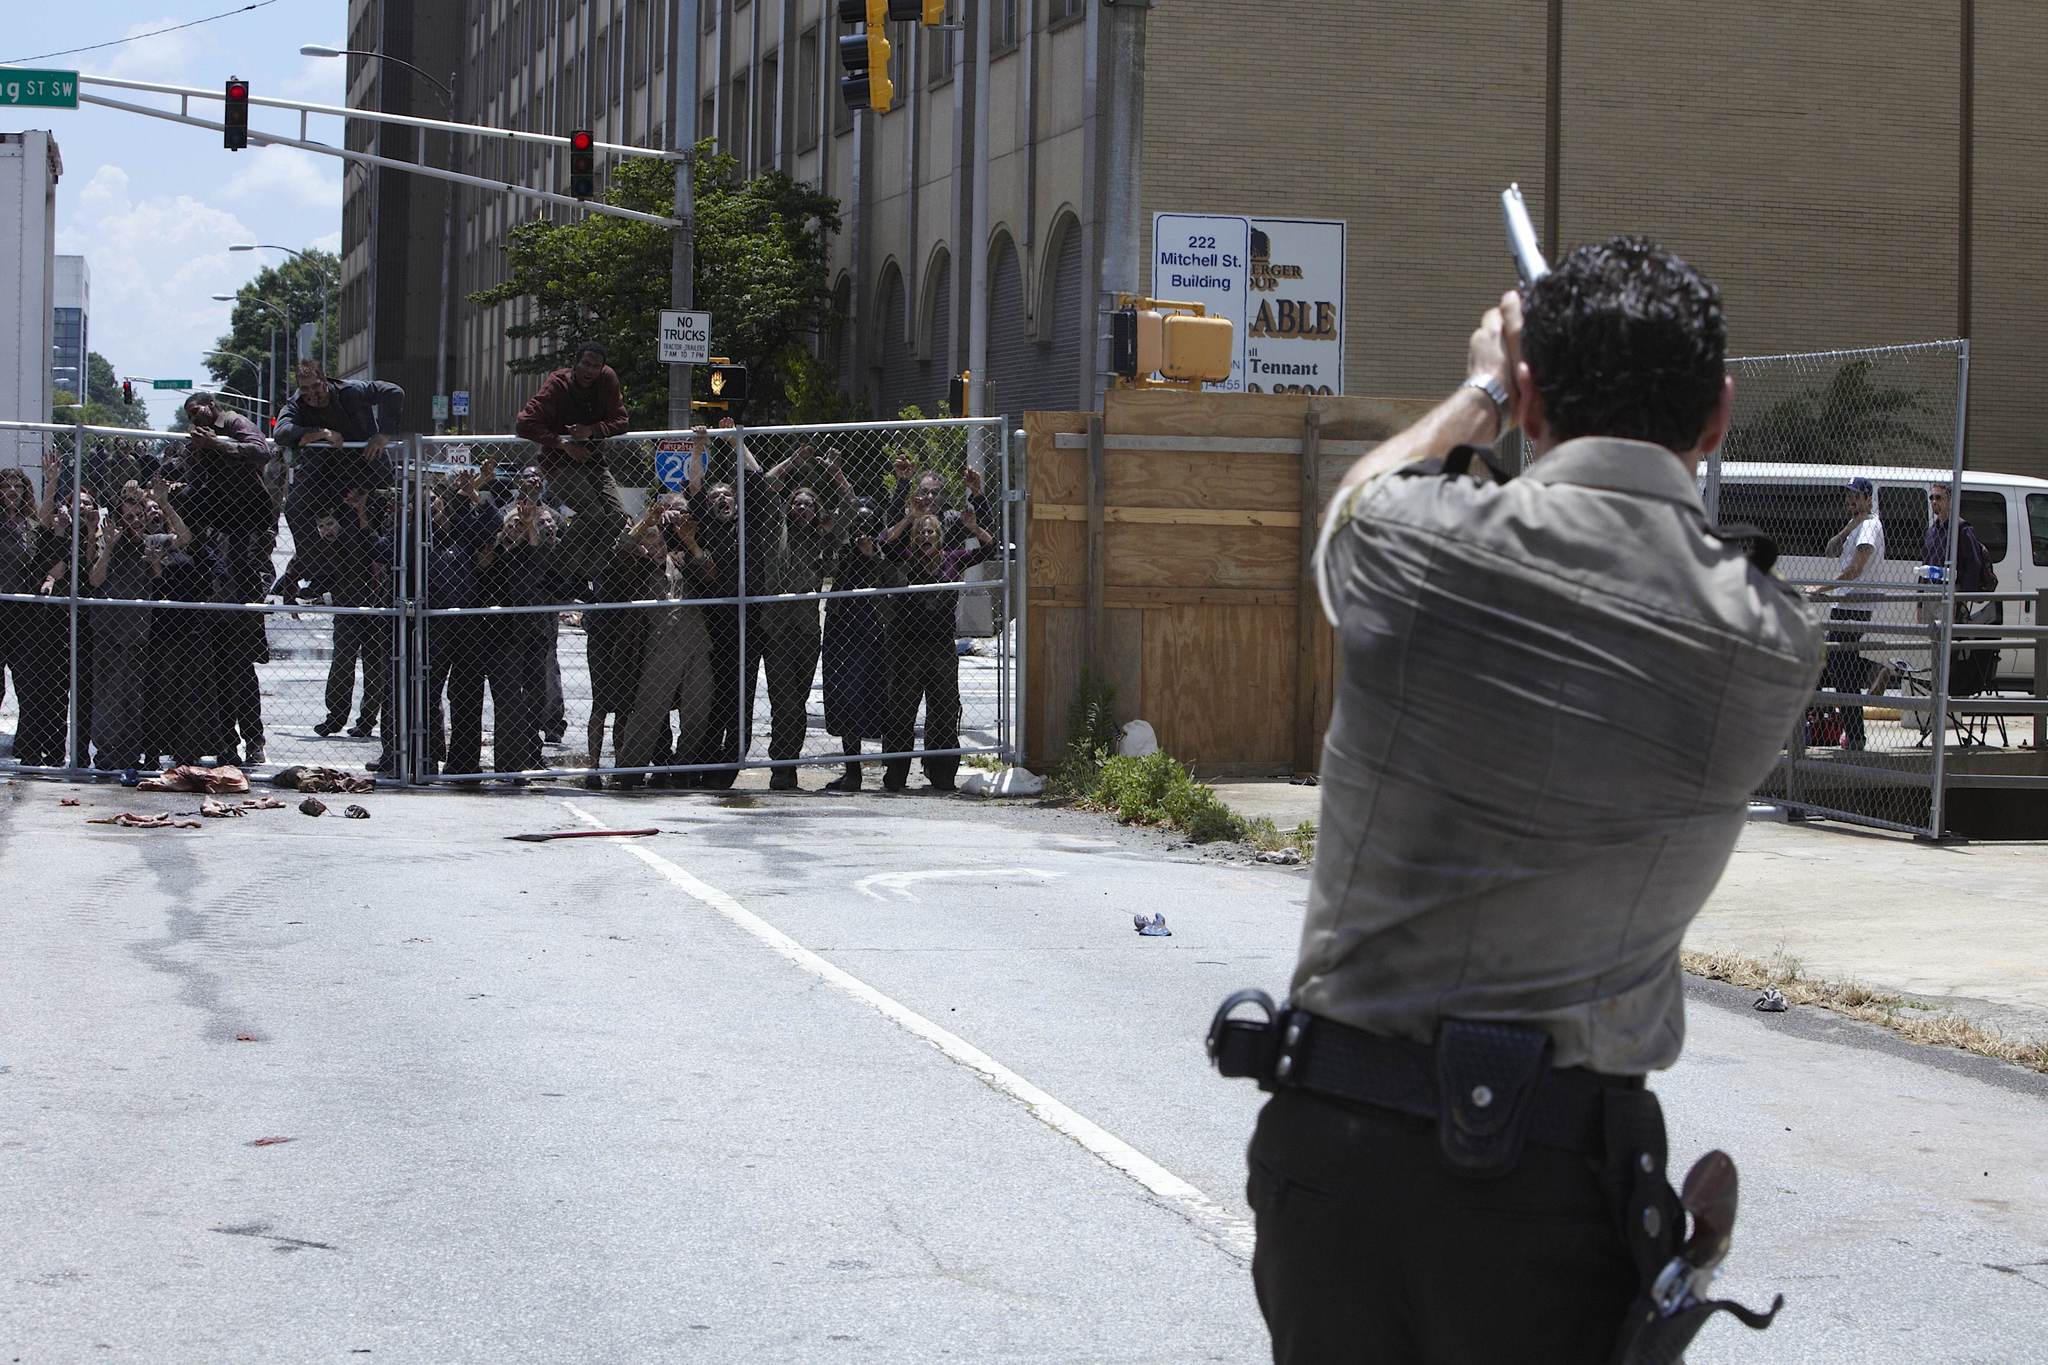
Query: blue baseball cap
xmin=1844 ymin=477 xmax=1875 ymax=497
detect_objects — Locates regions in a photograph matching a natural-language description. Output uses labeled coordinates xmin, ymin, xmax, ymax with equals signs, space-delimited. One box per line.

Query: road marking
xmin=854 ymin=867 xmax=1060 ymax=903
xmin=562 ymin=801 xmax=1256 ymax=1263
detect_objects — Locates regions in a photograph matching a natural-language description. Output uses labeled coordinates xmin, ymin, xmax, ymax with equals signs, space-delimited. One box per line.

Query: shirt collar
xmin=1520 ymin=436 xmax=1705 ymax=513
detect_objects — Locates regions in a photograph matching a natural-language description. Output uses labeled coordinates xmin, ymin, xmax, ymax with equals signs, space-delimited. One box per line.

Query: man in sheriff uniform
xmin=1219 ymin=237 xmax=1824 ymax=1362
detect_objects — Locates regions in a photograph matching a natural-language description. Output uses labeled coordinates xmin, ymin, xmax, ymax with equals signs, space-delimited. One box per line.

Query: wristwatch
xmin=1460 ymin=375 xmax=1511 ymax=433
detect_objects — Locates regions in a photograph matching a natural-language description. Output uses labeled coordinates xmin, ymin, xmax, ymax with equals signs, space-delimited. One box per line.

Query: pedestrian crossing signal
xmin=708 ymin=363 xmax=749 ymax=409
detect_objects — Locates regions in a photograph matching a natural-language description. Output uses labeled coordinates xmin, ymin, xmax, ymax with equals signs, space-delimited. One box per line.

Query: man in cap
xmin=1811 ymin=476 xmax=1888 ymax=750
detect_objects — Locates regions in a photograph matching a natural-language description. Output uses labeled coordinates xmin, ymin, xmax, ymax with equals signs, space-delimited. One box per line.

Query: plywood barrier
xmin=1024 ymin=391 xmax=1431 ymax=775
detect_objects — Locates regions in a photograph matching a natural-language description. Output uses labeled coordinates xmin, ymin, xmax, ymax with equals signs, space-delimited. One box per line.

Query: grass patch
xmin=1681 ymin=947 xmax=2048 ymax=1075
xmin=1243 ymin=815 xmax=1318 ymax=861
xmin=962 ymin=753 xmax=1004 ymax=773
xmin=1088 ymin=751 xmax=1244 ymax=843
xmin=1049 ymin=671 xmax=1125 ymax=798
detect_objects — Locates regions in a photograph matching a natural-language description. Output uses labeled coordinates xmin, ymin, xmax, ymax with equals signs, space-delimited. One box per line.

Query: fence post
xmin=1010 ymin=425 xmax=1029 ymax=769
xmin=1294 ymin=404 xmax=1323 ymax=775
xmin=66 ymin=421 xmax=85 ymax=772
xmin=2035 ymin=587 xmax=2047 ymax=752
xmin=735 ymin=421 xmax=750 ymax=782
xmin=1084 ymin=414 xmax=1105 ymax=677
xmin=1925 ymin=340 xmax=1971 ymax=840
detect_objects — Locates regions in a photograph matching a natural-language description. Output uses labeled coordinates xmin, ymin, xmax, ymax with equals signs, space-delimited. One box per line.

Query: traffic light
xmin=122 ymin=380 xmax=135 ymax=405
xmin=837 ymin=0 xmax=895 ymax=114
xmin=917 ymin=0 xmax=946 ymax=22
xmin=948 ymin=370 xmax=970 ymax=417
xmin=569 ymin=129 xmax=596 ymax=200
xmin=223 ymin=77 xmax=249 ymax=151
xmin=708 ymin=362 xmax=750 ymax=410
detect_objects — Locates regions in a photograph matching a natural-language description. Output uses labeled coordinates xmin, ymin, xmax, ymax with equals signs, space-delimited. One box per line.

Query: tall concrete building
xmin=52 ymin=255 xmax=89 ymax=403
xmin=353 ymin=2 xmax=2048 ymax=476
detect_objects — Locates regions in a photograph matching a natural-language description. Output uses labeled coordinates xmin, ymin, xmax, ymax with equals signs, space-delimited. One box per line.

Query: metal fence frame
xmin=1706 ymin=341 xmax=2048 ymax=839
xmin=0 ymin=415 xmax=1021 ymax=793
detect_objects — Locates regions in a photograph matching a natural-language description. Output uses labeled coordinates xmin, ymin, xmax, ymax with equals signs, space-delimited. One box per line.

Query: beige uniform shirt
xmin=1296 ymin=437 xmax=1824 ymax=1074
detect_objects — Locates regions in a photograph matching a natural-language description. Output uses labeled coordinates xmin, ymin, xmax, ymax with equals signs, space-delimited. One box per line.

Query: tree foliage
xmin=1723 ymin=358 xmax=1948 ymax=464
xmin=206 ymin=247 xmax=341 ymax=409
xmin=470 ymin=143 xmax=844 ymax=427
xmin=86 ymin=352 xmax=150 ymax=427
xmin=50 ymin=388 xmax=130 ymax=428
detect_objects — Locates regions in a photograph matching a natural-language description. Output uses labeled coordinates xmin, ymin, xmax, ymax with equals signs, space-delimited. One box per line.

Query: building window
xmin=797 ymin=25 xmax=821 ymax=152
xmin=1048 ymin=0 xmax=1085 ymax=26
xmin=995 ymin=0 xmax=1020 ymax=51
xmin=703 ymin=0 xmax=716 ymax=32
xmin=635 ymin=0 xmax=650 ymax=85
xmin=929 ymin=4 xmax=956 ymax=87
xmin=701 ymin=94 xmax=716 ymax=148
xmin=760 ymin=51 xmax=779 ymax=168
xmin=731 ymin=74 xmax=750 ymax=172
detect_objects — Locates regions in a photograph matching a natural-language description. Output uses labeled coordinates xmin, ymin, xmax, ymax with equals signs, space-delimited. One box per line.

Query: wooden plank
xmin=1053 ymin=433 xmax=1380 ymax=457
xmin=1295 ymin=405 xmax=1322 ymax=775
xmin=1028 ymin=604 xmax=1086 ymax=769
xmin=1085 ymin=415 xmax=1106 ymax=673
xmin=1030 ymin=585 xmax=1296 ymax=609
xmin=1028 ymin=517 xmax=1087 ymax=590
xmin=1025 ymin=409 xmax=1089 ymax=505
xmin=1106 ymin=388 xmax=1432 ymax=442
xmin=1105 ymin=521 xmax=1300 ymax=592
xmin=1106 ymin=449 xmax=1299 ymax=512
xmin=1102 ymin=607 xmax=1146 ymax=735
xmin=1034 ymin=504 xmax=1302 ymax=529
xmin=1140 ymin=603 xmax=1296 ymax=767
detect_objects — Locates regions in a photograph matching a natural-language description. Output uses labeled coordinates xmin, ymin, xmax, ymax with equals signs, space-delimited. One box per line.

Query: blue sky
xmin=8 ymin=3 xmax=352 ymax=426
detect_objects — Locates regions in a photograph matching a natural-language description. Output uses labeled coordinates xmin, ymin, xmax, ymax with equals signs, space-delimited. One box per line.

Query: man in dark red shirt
xmin=513 ymin=340 xmax=631 ymax=589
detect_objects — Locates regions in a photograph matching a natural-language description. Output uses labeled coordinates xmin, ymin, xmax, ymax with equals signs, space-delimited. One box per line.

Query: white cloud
xmin=273 ymin=54 xmax=348 ymax=107
xmin=309 ymin=229 xmax=342 ymax=253
xmin=98 ymin=18 xmax=208 ymax=85
xmin=225 ymin=146 xmax=340 ymax=213
xmin=61 ymin=163 xmax=262 ymax=426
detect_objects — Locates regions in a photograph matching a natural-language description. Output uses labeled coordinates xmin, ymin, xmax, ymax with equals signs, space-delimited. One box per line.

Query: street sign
xmin=432 ymin=394 xmax=450 ymax=421
xmin=1151 ymin=213 xmax=1347 ymax=395
xmin=151 ymin=378 xmax=193 ymax=390
xmin=451 ymin=390 xmax=471 ymax=417
xmin=659 ymin=310 xmax=712 ymax=366
xmin=0 ymin=69 xmax=80 ymax=110
xmin=653 ymin=437 xmax=701 ymax=492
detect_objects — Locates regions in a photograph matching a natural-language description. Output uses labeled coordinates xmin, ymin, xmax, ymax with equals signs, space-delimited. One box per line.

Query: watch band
xmin=1460 ymin=376 xmax=1510 ymax=432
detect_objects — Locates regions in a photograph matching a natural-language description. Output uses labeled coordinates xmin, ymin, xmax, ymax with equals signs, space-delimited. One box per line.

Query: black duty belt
xmin=1208 ymin=990 xmax=1641 ymax=1166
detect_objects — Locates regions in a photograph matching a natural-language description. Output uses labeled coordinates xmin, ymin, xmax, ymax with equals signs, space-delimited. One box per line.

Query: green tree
xmin=470 ymin=143 xmax=845 ymax=427
xmin=50 ymin=388 xmax=128 ymax=428
xmin=85 ymin=351 xmax=151 ymax=427
xmin=206 ymin=247 xmax=341 ymax=409
xmin=1724 ymin=358 xmax=1948 ymax=464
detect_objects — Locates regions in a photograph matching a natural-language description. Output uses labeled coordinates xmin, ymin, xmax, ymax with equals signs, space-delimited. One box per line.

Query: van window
xmin=2031 ymin=493 xmax=2048 ymax=567
xmin=1716 ymin=482 xmax=1923 ymax=560
xmin=1961 ymin=490 xmax=2008 ymax=562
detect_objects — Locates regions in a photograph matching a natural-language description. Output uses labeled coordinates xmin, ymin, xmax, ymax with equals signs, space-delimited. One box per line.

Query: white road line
xmin=562 ymin=800 xmax=1257 ymax=1264
xmin=854 ymin=867 xmax=1061 ymax=902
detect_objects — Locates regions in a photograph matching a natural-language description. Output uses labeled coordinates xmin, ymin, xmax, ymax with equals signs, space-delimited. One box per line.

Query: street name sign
xmin=659 ymin=310 xmax=712 ymax=365
xmin=0 ymin=69 xmax=80 ymax=109
xmin=151 ymin=379 xmax=193 ymax=390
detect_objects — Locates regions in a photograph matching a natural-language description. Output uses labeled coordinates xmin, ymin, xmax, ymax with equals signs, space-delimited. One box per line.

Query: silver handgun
xmin=1501 ymin=184 xmax=1549 ymax=286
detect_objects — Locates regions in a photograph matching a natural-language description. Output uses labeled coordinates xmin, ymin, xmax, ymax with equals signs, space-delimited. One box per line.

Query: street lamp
xmin=203 ymin=350 xmax=268 ymax=419
xmin=214 ymin=293 xmax=292 ymax=418
xmin=303 ymin=42 xmax=459 ymax=433
xmin=231 ymin=243 xmax=334 ymax=373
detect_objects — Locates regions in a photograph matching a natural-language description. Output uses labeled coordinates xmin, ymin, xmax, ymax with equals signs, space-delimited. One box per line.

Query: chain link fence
xmin=0 ymin=415 xmax=1017 ymax=794
xmin=1706 ymin=342 xmax=1973 ymax=836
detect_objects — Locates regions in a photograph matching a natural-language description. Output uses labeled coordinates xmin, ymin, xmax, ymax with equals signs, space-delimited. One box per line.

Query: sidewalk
xmin=1207 ymin=778 xmax=2048 ymax=1045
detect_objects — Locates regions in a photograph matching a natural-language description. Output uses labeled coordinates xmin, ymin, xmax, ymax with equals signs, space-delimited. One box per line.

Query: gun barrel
xmin=1501 ymin=184 xmax=1550 ymax=286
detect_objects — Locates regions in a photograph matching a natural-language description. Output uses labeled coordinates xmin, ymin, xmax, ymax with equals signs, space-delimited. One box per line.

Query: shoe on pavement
xmin=366 ymin=755 xmax=393 ymax=774
xmin=242 ymin=743 xmax=266 ymax=764
xmin=582 ymin=774 xmax=604 ymax=791
xmin=347 ymin=721 xmax=377 ymax=739
xmin=314 ymin=719 xmax=343 ymax=737
xmin=769 ymin=769 xmax=800 ymax=792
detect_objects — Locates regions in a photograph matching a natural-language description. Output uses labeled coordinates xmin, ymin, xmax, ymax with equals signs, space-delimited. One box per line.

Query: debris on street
xmin=299 ymin=797 xmax=328 ymax=817
xmin=58 ymin=797 xmax=80 ymax=807
xmin=506 ymin=827 xmax=658 ymax=843
xmin=344 ymin=805 xmax=371 ymax=820
xmin=87 ymin=811 xmax=202 ymax=831
xmin=1134 ymin=912 xmax=1172 ymax=937
xmin=139 ymin=764 xmax=250 ymax=794
xmin=1256 ymin=848 xmax=1303 ymax=865
xmin=1755 ymin=988 xmax=1789 ymax=1013
xmin=275 ymin=765 xmax=376 ymax=795
xmin=248 ymin=1136 xmax=294 ymax=1147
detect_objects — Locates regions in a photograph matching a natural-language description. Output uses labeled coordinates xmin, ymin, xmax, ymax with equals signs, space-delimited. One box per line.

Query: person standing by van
xmin=1810 ymin=477 xmax=1886 ymax=749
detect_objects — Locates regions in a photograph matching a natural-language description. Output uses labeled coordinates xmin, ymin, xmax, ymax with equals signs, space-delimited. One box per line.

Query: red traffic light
xmin=122 ymin=380 xmax=134 ymax=404
xmin=226 ymin=81 xmax=247 ymax=98
xmin=223 ymin=76 xmax=250 ymax=150
xmin=570 ymin=130 xmax=594 ymax=152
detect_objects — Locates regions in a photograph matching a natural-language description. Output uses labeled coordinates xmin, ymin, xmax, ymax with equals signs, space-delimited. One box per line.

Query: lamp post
xmin=203 ymin=350 xmax=267 ymax=420
xmin=217 ymin=294 xmax=291 ymax=422
xmin=303 ymin=43 xmax=458 ymax=434
xmin=230 ymin=243 xmax=334 ymax=373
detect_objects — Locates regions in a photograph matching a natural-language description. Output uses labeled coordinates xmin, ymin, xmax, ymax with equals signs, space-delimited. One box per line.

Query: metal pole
xmin=2035 ymin=586 xmax=2046 ymax=752
xmin=1926 ymin=341 xmax=1970 ymax=840
xmin=736 ymin=423 xmax=749 ymax=781
xmin=1012 ymin=425 xmax=1029 ymax=769
xmin=968 ymin=0 xmax=990 ymax=421
xmin=668 ymin=0 xmax=701 ymax=430
xmin=66 ymin=421 xmax=84 ymax=771
xmin=435 ymin=70 xmax=459 ymax=435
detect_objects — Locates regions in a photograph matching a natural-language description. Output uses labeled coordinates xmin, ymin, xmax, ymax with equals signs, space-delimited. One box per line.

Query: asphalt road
xmin=3 ymin=782 xmax=2045 ymax=1364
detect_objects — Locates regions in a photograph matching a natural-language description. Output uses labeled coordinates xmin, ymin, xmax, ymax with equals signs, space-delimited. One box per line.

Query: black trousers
xmin=10 ymin=601 xmax=74 ymax=767
xmin=882 ymin=632 xmax=962 ymax=788
xmin=752 ymin=605 xmax=820 ymax=762
xmin=1248 ymin=1089 xmax=1642 ymax=1365
xmin=325 ymin=613 xmax=387 ymax=728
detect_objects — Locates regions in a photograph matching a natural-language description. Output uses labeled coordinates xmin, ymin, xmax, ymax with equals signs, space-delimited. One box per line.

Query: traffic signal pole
xmin=967 ymin=0 xmax=990 ymax=421
xmin=668 ymin=0 xmax=702 ymax=431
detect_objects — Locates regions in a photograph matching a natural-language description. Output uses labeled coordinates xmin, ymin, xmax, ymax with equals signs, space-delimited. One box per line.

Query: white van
xmin=1711 ymin=463 xmax=2048 ymax=687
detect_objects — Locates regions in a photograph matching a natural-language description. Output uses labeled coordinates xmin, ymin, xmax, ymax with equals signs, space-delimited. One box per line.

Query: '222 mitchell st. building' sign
xmin=1151 ymin=213 xmax=1346 ymax=395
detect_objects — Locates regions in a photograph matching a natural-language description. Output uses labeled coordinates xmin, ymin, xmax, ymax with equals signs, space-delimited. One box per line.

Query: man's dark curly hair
xmin=1521 ymin=235 xmax=1726 ymax=453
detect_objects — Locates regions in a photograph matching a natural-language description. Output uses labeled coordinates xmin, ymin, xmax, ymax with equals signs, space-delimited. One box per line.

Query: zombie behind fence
xmin=89 ymin=479 xmax=190 ymax=774
xmin=274 ymin=360 xmax=402 ymax=553
xmin=821 ymin=502 xmax=891 ymax=792
xmin=585 ymin=505 xmax=668 ymax=788
xmin=19 ymin=459 xmax=94 ymax=766
xmin=611 ymin=490 xmax=720 ymax=791
xmin=513 ymin=341 xmax=630 ymax=591
xmin=754 ymin=440 xmax=857 ymax=790
xmin=878 ymin=504 xmax=997 ymax=792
